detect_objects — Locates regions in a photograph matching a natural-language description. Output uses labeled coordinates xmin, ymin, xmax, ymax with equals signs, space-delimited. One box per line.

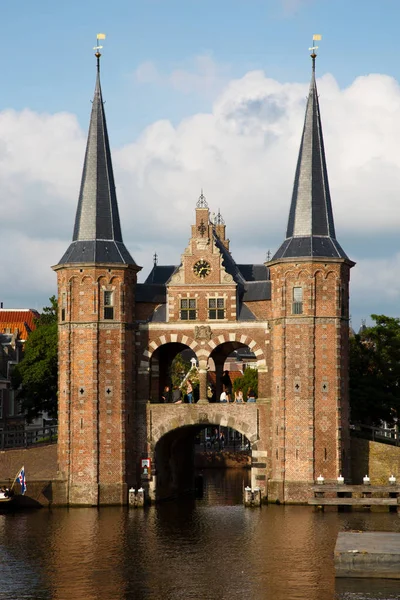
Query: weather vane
xmin=309 ymin=34 xmax=322 ymax=56
xmin=93 ymin=33 xmax=106 ymax=69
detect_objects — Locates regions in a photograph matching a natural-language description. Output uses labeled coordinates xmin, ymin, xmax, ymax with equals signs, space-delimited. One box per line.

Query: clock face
xmin=193 ymin=259 xmax=211 ymax=278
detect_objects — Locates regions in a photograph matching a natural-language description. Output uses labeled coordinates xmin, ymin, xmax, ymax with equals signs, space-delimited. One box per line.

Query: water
xmin=0 ymin=470 xmax=400 ymax=600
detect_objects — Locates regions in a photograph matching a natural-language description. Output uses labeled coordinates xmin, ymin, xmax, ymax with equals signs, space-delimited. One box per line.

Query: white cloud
xmin=1 ymin=68 xmax=400 ymax=323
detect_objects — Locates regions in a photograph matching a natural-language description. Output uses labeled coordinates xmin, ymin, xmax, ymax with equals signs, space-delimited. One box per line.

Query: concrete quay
xmin=335 ymin=531 xmax=400 ymax=579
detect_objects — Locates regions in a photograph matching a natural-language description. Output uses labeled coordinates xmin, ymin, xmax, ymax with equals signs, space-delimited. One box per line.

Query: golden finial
xmin=309 ymin=34 xmax=321 ymax=70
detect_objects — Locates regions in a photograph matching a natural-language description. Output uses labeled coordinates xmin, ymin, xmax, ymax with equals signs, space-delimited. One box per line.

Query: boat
xmin=0 ymin=467 xmax=42 ymax=512
xmin=0 ymin=491 xmax=42 ymax=512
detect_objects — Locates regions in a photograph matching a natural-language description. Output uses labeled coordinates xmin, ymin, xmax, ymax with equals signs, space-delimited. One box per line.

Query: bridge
xmin=144 ymin=402 xmax=267 ymax=501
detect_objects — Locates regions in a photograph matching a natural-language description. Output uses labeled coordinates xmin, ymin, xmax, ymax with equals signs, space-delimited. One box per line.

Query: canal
xmin=0 ymin=469 xmax=400 ymax=600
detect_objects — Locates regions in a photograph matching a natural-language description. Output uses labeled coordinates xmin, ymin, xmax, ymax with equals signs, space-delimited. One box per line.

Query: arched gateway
xmin=53 ymin=50 xmax=353 ymax=506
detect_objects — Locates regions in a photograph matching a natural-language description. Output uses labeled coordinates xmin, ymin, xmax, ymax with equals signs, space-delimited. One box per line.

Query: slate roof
xmin=272 ymin=56 xmax=348 ymax=261
xmin=144 ymin=265 xmax=177 ymax=285
xmin=213 ymin=232 xmax=245 ymax=288
xmin=237 ymin=264 xmax=269 ymax=281
xmin=242 ymin=281 xmax=271 ymax=302
xmin=238 ymin=304 xmax=257 ymax=321
xmin=136 ymin=284 xmax=167 ymax=304
xmin=58 ymin=61 xmax=136 ymax=266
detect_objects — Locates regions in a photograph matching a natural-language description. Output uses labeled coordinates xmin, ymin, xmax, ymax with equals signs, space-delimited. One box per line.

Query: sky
xmin=1 ymin=0 xmax=400 ymax=329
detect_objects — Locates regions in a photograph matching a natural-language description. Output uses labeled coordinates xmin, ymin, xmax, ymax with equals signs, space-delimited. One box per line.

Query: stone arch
xmin=207 ymin=332 xmax=266 ymax=368
xmin=108 ymin=275 xmax=121 ymax=285
xmin=297 ymin=268 xmax=312 ymax=282
xmin=80 ymin=274 xmax=93 ymax=285
xmin=141 ymin=333 xmax=201 ymax=369
xmin=150 ymin=410 xmax=259 ymax=450
xmin=324 ymin=270 xmax=337 ymax=280
xmin=313 ymin=268 xmax=325 ymax=279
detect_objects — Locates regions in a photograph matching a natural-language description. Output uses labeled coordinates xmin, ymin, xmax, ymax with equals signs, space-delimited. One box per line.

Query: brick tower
xmin=267 ymin=51 xmax=354 ymax=502
xmin=53 ymin=51 xmax=140 ymax=505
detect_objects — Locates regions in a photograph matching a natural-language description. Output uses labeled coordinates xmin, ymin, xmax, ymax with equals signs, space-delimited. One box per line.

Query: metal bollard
xmin=128 ymin=486 xmax=146 ymax=508
xmin=244 ymin=486 xmax=261 ymax=507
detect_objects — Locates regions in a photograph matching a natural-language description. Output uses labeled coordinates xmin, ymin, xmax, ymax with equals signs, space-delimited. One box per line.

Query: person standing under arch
xmin=186 ymin=380 xmax=194 ymax=404
xmin=221 ymin=370 xmax=232 ymax=397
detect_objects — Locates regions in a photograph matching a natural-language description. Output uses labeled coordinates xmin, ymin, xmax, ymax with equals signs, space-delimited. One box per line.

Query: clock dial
xmin=193 ymin=259 xmax=211 ymax=278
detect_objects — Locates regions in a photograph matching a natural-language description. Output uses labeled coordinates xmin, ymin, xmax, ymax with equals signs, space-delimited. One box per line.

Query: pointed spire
xmin=272 ymin=50 xmax=348 ymax=261
xmin=58 ymin=50 xmax=136 ymax=266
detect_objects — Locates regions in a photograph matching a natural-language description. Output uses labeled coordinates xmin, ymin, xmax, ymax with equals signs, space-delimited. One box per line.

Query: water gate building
xmin=52 ymin=50 xmax=354 ymax=505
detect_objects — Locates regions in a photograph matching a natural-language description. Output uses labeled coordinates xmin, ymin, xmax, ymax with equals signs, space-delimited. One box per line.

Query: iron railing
xmin=0 ymin=425 xmax=58 ymax=450
xmin=351 ymin=423 xmax=400 ymax=447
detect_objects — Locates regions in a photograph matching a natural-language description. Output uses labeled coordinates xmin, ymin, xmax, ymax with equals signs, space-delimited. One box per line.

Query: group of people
xmin=0 ymin=487 xmax=13 ymax=498
xmin=219 ymin=370 xmax=256 ymax=403
xmin=160 ymin=379 xmax=195 ymax=404
xmin=160 ymin=370 xmax=256 ymax=403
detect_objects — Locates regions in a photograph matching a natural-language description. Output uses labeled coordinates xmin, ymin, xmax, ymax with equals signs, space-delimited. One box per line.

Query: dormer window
xmin=104 ymin=291 xmax=114 ymax=320
xmin=292 ymin=287 xmax=303 ymax=315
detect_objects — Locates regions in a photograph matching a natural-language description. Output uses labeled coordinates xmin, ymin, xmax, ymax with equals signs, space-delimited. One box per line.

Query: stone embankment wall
xmin=2 ymin=437 xmax=399 ymax=505
xmin=351 ymin=438 xmax=400 ymax=484
xmin=0 ymin=444 xmax=58 ymax=505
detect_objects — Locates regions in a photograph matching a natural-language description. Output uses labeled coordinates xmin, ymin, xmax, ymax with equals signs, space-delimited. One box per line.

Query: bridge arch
xmin=148 ymin=405 xmax=260 ymax=501
xmin=207 ymin=332 xmax=266 ymax=368
xmin=140 ymin=333 xmax=201 ymax=370
xmin=150 ymin=408 xmax=259 ymax=450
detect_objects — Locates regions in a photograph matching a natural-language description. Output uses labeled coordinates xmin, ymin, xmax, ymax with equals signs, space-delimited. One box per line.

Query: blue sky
xmin=1 ymin=0 xmax=400 ymax=327
xmin=3 ymin=0 xmax=400 ymax=138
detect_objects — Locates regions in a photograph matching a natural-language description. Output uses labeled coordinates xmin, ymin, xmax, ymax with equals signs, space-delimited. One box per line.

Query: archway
xmin=153 ymin=423 xmax=252 ymax=501
xmin=209 ymin=341 xmax=258 ymax=402
xmin=149 ymin=343 xmax=197 ymax=403
xmin=146 ymin=404 xmax=260 ymax=501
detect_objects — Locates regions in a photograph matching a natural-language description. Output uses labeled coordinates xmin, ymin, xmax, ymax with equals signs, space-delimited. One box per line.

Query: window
xmin=61 ymin=292 xmax=67 ymax=321
xmin=340 ymin=286 xmax=346 ymax=317
xmin=180 ymin=298 xmax=196 ymax=320
xmin=208 ymin=297 xmax=225 ymax=320
xmin=104 ymin=291 xmax=114 ymax=320
xmin=8 ymin=390 xmax=15 ymax=417
xmin=0 ymin=391 xmax=3 ymax=419
xmin=292 ymin=287 xmax=303 ymax=315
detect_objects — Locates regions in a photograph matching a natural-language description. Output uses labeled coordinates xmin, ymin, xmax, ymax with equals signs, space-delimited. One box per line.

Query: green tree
xmin=12 ymin=296 xmax=58 ymax=422
xmin=232 ymin=367 xmax=258 ymax=399
xmin=169 ymin=353 xmax=191 ymax=389
xmin=350 ymin=314 xmax=400 ymax=425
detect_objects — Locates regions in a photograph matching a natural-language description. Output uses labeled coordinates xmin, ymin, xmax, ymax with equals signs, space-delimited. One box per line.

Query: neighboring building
xmin=0 ymin=308 xmax=40 ymax=433
xmin=54 ymin=50 xmax=354 ymax=505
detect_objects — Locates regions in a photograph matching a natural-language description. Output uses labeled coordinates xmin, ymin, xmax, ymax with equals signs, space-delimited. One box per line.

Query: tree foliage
xmin=349 ymin=314 xmax=400 ymax=425
xmin=169 ymin=353 xmax=191 ymax=389
xmin=12 ymin=296 xmax=58 ymax=422
xmin=232 ymin=367 xmax=258 ymax=399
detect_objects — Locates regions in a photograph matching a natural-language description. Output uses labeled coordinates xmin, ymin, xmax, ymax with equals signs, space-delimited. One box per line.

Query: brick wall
xmin=55 ymin=263 xmax=138 ymax=505
xmin=0 ymin=444 xmax=57 ymax=480
xmin=268 ymin=260 xmax=351 ymax=501
xmin=351 ymin=437 xmax=400 ymax=484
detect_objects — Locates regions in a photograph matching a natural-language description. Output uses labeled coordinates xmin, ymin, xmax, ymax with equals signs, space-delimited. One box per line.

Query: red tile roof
xmin=0 ymin=309 xmax=40 ymax=340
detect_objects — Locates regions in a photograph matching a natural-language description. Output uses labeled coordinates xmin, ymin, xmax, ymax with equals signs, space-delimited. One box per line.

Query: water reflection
xmin=0 ymin=470 xmax=400 ymax=600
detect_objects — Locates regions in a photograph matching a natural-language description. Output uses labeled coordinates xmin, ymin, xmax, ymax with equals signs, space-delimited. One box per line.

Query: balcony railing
xmin=350 ymin=423 xmax=399 ymax=447
xmin=0 ymin=425 xmax=58 ymax=450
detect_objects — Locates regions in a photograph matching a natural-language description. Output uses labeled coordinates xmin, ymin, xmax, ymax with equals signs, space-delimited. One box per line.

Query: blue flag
xmin=16 ymin=467 xmax=26 ymax=495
